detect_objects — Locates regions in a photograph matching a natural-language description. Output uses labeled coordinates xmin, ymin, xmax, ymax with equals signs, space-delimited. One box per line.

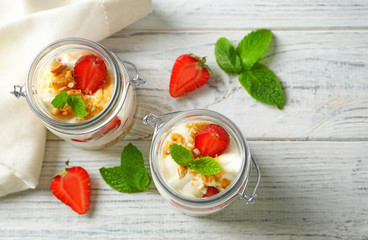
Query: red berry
xmin=194 ymin=124 xmax=230 ymax=157
xmin=74 ymin=55 xmax=107 ymax=95
xmin=169 ymin=54 xmax=211 ymax=98
xmin=50 ymin=161 xmax=90 ymax=215
xmin=203 ymin=186 xmax=219 ymax=198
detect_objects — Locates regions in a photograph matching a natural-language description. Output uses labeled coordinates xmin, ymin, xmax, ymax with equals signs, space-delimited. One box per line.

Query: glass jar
xmin=143 ymin=109 xmax=260 ymax=216
xmin=11 ymin=38 xmax=144 ymax=150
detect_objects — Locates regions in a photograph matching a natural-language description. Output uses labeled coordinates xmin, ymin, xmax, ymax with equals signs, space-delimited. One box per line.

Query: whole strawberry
xmin=51 ymin=161 xmax=90 ymax=215
xmin=169 ymin=54 xmax=211 ymax=98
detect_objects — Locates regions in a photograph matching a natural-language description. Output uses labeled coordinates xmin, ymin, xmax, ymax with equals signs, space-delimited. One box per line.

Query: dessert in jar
xmin=161 ymin=120 xmax=242 ymax=199
xmin=144 ymin=109 xmax=260 ymax=216
xmin=13 ymin=38 xmax=144 ymax=150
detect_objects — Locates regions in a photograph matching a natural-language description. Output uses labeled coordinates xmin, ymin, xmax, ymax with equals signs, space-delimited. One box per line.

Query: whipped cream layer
xmin=160 ymin=120 xmax=242 ymax=198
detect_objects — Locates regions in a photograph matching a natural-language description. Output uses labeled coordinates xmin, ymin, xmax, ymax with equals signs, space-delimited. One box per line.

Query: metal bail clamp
xmin=239 ymin=156 xmax=261 ymax=204
xmin=10 ymin=84 xmax=26 ymax=98
xmin=123 ymin=60 xmax=146 ymax=86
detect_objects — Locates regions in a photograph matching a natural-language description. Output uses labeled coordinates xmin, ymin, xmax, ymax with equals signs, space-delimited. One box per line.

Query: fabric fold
xmin=0 ymin=0 xmax=152 ymax=197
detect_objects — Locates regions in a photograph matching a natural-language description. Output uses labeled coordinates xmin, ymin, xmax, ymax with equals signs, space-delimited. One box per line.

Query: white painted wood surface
xmin=2 ymin=0 xmax=368 ymax=239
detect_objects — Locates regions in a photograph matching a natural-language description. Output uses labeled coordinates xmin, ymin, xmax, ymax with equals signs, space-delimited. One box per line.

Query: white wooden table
xmin=1 ymin=1 xmax=368 ymax=239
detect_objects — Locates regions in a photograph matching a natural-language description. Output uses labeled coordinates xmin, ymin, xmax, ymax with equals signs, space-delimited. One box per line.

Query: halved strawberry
xmin=51 ymin=161 xmax=90 ymax=215
xmin=169 ymin=54 xmax=211 ymax=98
xmin=194 ymin=124 xmax=230 ymax=157
xmin=74 ymin=55 xmax=107 ymax=95
xmin=90 ymin=117 xmax=121 ymax=139
xmin=203 ymin=186 xmax=219 ymax=198
xmin=71 ymin=117 xmax=122 ymax=143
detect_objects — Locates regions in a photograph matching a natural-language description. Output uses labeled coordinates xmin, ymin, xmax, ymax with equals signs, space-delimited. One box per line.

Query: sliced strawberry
xmin=74 ymin=55 xmax=107 ymax=95
xmin=194 ymin=124 xmax=230 ymax=157
xmin=90 ymin=117 xmax=121 ymax=139
xmin=71 ymin=117 xmax=121 ymax=143
xmin=203 ymin=186 xmax=219 ymax=198
xmin=51 ymin=161 xmax=90 ymax=215
xmin=169 ymin=54 xmax=211 ymax=98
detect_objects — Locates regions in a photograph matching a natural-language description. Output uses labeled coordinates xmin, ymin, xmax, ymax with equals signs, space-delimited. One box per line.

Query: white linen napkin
xmin=0 ymin=0 xmax=152 ymax=197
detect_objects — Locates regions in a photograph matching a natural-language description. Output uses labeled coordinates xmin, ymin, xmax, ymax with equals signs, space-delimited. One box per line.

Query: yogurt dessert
xmin=161 ymin=120 xmax=242 ymax=198
xmin=23 ymin=38 xmax=139 ymax=149
xmin=38 ymin=51 xmax=114 ymax=122
xmin=145 ymin=109 xmax=258 ymax=215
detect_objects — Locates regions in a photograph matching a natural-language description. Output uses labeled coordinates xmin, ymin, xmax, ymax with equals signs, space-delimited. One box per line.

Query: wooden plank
xmin=101 ymin=30 xmax=368 ymax=141
xmin=47 ymin=30 xmax=368 ymax=141
xmin=127 ymin=0 xmax=368 ymax=30
xmin=1 ymin=140 xmax=367 ymax=239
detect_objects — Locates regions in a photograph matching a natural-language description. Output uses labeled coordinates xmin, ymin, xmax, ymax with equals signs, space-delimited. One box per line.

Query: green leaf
xmin=239 ymin=62 xmax=285 ymax=109
xmin=99 ymin=166 xmax=135 ymax=193
xmin=51 ymin=91 xmax=68 ymax=109
xmin=120 ymin=143 xmax=150 ymax=192
xmin=189 ymin=157 xmax=222 ymax=175
xmin=215 ymin=37 xmax=242 ymax=74
xmin=170 ymin=143 xmax=192 ymax=166
xmin=236 ymin=29 xmax=272 ymax=70
xmin=67 ymin=95 xmax=87 ymax=118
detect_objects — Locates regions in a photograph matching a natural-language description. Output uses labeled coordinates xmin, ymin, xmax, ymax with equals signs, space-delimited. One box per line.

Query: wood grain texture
xmin=127 ymin=0 xmax=368 ymax=30
xmin=47 ymin=30 xmax=368 ymax=141
xmin=5 ymin=0 xmax=368 ymax=239
xmin=1 ymin=140 xmax=367 ymax=239
xmin=89 ymin=30 xmax=368 ymax=141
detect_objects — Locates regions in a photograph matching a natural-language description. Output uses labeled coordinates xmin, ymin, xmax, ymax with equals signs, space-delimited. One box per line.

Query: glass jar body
xmin=25 ymin=38 xmax=139 ymax=150
xmin=144 ymin=109 xmax=258 ymax=216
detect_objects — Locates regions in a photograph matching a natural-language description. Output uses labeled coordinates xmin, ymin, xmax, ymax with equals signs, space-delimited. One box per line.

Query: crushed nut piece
xmin=171 ymin=133 xmax=184 ymax=144
xmin=177 ymin=165 xmax=188 ymax=179
xmin=50 ymin=63 xmax=67 ymax=75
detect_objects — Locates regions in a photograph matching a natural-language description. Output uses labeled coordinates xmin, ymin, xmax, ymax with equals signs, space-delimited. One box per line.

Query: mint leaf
xmin=189 ymin=157 xmax=222 ymax=175
xmin=67 ymin=95 xmax=87 ymax=118
xmin=170 ymin=144 xmax=222 ymax=175
xmin=99 ymin=143 xmax=150 ymax=193
xmin=51 ymin=91 xmax=68 ymax=109
xmin=170 ymin=143 xmax=192 ymax=166
xmin=120 ymin=143 xmax=150 ymax=192
xmin=215 ymin=37 xmax=242 ymax=74
xmin=239 ymin=62 xmax=285 ymax=109
xmin=99 ymin=167 xmax=134 ymax=193
xmin=236 ymin=29 xmax=272 ymax=70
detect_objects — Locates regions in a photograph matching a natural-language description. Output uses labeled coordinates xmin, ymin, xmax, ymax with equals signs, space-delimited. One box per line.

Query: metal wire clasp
xmin=10 ymin=84 xmax=26 ymax=98
xmin=122 ymin=60 xmax=145 ymax=86
xmin=143 ymin=111 xmax=182 ymax=132
xmin=239 ymin=156 xmax=261 ymax=204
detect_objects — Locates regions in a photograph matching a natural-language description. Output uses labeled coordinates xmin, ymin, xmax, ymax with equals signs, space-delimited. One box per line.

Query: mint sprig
xmin=170 ymin=143 xmax=222 ymax=175
xmin=99 ymin=143 xmax=150 ymax=193
xmin=51 ymin=91 xmax=87 ymax=117
xmin=215 ymin=29 xmax=285 ymax=109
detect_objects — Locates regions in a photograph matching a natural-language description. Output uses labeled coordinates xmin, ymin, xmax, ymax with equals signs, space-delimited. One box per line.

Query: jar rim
xmin=149 ymin=109 xmax=252 ymax=206
xmin=25 ymin=37 xmax=129 ymax=134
